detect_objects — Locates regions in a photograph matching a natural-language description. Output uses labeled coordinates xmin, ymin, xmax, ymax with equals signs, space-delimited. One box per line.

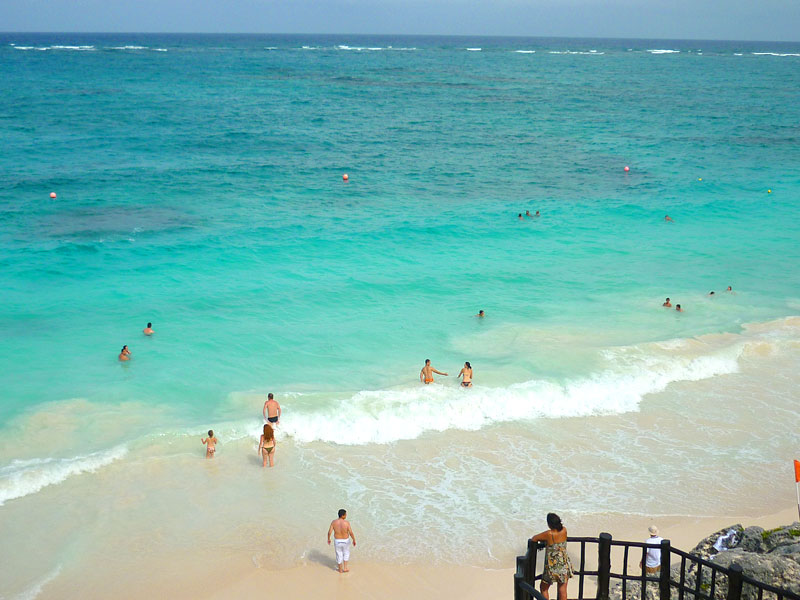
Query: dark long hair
xmin=263 ymin=423 xmax=274 ymax=442
xmin=546 ymin=512 xmax=563 ymax=531
xmin=465 ymin=361 xmax=471 ymax=369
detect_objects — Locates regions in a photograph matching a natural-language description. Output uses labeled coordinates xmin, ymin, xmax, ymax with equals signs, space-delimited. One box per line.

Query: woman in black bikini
xmin=258 ymin=424 xmax=276 ymax=468
xmin=457 ymin=362 xmax=473 ymax=387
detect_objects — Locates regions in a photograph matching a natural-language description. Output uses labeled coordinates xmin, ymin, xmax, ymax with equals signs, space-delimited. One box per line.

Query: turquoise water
xmin=1 ymin=33 xmax=800 ymax=596
xmin=2 ymin=35 xmax=798 ymax=422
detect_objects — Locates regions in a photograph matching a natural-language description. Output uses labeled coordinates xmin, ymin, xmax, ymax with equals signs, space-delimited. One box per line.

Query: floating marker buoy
xmin=767 ymin=189 xmax=771 ymax=193
xmin=50 ymin=192 xmax=57 ymax=199
xmin=624 ymin=166 xmax=630 ymax=172
xmin=342 ymin=174 xmax=349 ymax=181
xmin=698 ymin=178 xmax=702 ymax=181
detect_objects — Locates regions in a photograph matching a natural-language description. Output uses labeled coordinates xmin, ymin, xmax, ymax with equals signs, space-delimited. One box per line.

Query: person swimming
xmin=143 ymin=322 xmax=154 ymax=335
xmin=662 ymin=298 xmax=672 ymax=308
xmin=518 ymin=213 xmax=524 ymax=220
xmin=119 ymin=345 xmax=131 ymax=361
xmin=665 ymin=215 xmax=674 ymax=222
xmin=708 ymin=291 xmax=715 ymax=296
xmin=676 ymin=304 xmax=684 ymax=312
xmin=457 ymin=362 xmax=473 ymax=387
xmin=476 ymin=310 xmax=485 ymax=318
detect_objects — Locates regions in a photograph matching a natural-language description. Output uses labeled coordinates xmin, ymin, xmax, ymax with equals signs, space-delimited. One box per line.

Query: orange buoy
xmin=343 ymin=174 xmax=349 ymax=181
xmin=623 ymin=166 xmax=630 ymax=172
xmin=50 ymin=192 xmax=57 ymax=199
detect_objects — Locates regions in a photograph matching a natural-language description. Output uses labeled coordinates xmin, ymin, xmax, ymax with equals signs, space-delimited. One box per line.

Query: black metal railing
xmin=514 ymin=533 xmax=800 ymax=600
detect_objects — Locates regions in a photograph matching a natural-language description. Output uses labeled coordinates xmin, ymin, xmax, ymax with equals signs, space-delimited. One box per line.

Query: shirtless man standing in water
xmin=420 ymin=359 xmax=448 ymax=384
xmin=327 ymin=509 xmax=356 ymax=573
xmin=262 ymin=393 xmax=281 ymax=427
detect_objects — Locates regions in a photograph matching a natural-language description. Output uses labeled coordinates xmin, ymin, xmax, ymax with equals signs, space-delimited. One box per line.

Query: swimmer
xmin=708 ymin=291 xmax=715 ymax=297
xmin=662 ymin=298 xmax=672 ymax=308
xmin=665 ymin=215 xmax=674 ymax=222
xmin=476 ymin=310 xmax=485 ymax=318
xmin=258 ymin=423 xmax=276 ymax=468
xmin=726 ymin=286 xmax=734 ymax=293
xmin=676 ymin=304 xmax=684 ymax=312
xmin=535 ymin=210 xmax=540 ymax=217
xmin=518 ymin=213 xmax=524 ymax=220
xmin=119 ymin=345 xmax=131 ymax=361
xmin=457 ymin=362 xmax=473 ymax=387
xmin=143 ymin=322 xmax=154 ymax=335
xmin=262 ymin=393 xmax=281 ymax=427
xmin=526 ymin=210 xmax=532 ymax=217
xmin=201 ymin=430 xmax=217 ymax=459
xmin=420 ymin=359 xmax=448 ymax=384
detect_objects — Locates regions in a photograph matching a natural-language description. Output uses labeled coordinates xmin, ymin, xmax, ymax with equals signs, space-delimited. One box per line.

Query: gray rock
xmin=609 ymin=523 xmax=800 ymax=600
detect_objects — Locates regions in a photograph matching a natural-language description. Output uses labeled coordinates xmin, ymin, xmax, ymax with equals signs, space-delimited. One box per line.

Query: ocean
xmin=1 ymin=33 xmax=799 ymax=597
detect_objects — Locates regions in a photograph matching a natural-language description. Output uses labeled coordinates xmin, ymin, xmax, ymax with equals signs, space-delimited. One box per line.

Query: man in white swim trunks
xmin=327 ymin=509 xmax=356 ymax=573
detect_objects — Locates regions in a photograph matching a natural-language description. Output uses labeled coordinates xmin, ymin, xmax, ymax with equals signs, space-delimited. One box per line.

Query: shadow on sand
xmin=306 ymin=549 xmax=339 ymax=571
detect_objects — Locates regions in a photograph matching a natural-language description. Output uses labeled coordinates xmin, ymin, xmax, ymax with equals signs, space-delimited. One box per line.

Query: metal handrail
xmin=513 ymin=533 xmax=800 ymax=600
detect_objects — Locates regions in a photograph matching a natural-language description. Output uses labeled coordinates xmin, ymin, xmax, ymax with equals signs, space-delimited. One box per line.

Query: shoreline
xmin=36 ymin=506 xmax=799 ymax=599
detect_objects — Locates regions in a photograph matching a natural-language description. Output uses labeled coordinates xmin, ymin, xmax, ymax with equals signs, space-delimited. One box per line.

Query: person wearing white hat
xmin=639 ymin=525 xmax=664 ymax=574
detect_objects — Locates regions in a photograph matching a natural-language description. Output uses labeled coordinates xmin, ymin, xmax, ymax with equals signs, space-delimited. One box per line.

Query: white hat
xmin=648 ymin=525 xmax=659 ymax=536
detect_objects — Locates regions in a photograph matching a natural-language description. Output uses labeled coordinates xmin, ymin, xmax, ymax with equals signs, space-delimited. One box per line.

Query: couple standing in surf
xmin=420 ymin=359 xmax=473 ymax=387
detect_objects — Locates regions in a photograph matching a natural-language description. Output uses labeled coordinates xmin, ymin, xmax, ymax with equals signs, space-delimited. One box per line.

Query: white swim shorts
xmin=334 ymin=538 xmax=351 ymax=564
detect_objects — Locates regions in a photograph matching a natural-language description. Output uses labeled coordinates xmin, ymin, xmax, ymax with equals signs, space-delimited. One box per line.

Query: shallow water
xmin=1 ymin=33 xmax=799 ymax=597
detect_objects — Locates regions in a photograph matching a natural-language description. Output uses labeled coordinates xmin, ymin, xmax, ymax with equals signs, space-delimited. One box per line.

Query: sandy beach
xmin=33 ymin=507 xmax=799 ymax=599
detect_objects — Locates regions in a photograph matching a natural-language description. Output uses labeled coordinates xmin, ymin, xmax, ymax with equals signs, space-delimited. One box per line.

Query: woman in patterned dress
xmin=531 ymin=513 xmax=574 ymax=600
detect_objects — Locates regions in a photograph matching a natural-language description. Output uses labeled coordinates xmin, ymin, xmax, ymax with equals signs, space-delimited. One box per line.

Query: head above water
xmin=727 ymin=286 xmax=732 ymax=291
xmin=478 ymin=310 xmax=484 ymax=316
xmin=676 ymin=304 xmax=682 ymax=309
xmin=709 ymin=291 xmax=715 ymax=295
xmin=121 ymin=345 xmax=128 ymax=351
xmin=147 ymin=322 xmax=152 ymax=328
xmin=338 ymin=509 xmax=347 ymax=518
xmin=546 ymin=513 xmax=564 ymax=531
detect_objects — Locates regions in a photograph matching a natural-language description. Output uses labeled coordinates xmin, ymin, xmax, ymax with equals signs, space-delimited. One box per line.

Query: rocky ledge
xmin=611 ymin=522 xmax=800 ymax=600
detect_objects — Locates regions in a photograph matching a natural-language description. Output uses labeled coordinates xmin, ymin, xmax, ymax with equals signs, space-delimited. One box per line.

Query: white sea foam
xmin=0 ymin=445 xmax=128 ymax=505
xmin=549 ymin=50 xmax=604 ymax=55
xmin=269 ymin=341 xmax=744 ymax=445
xmin=648 ymin=49 xmax=680 ymax=54
xmin=752 ymin=52 xmax=800 ymax=57
xmin=152 ymin=48 xmax=168 ymax=52
xmin=108 ymin=45 xmax=147 ymax=50
xmin=466 ymin=47 xmax=481 ymax=51
xmin=515 ymin=50 xmax=536 ymax=54
xmin=11 ymin=565 xmax=62 ymax=600
xmin=51 ymin=45 xmax=95 ymax=51
xmin=14 ymin=46 xmax=34 ymax=50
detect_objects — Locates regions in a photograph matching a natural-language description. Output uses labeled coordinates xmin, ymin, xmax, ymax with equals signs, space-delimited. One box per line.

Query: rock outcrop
xmin=611 ymin=523 xmax=800 ymax=600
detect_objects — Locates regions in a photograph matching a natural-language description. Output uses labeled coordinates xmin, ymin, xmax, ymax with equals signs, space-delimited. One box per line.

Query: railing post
xmin=528 ymin=538 xmax=540 ymax=586
xmin=598 ymin=532 xmax=612 ymax=600
xmin=660 ymin=539 xmax=671 ymax=600
xmin=727 ymin=564 xmax=744 ymax=600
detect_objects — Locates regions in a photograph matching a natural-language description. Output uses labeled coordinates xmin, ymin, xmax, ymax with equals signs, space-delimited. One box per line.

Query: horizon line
xmin=2 ymin=31 xmax=799 ymax=44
